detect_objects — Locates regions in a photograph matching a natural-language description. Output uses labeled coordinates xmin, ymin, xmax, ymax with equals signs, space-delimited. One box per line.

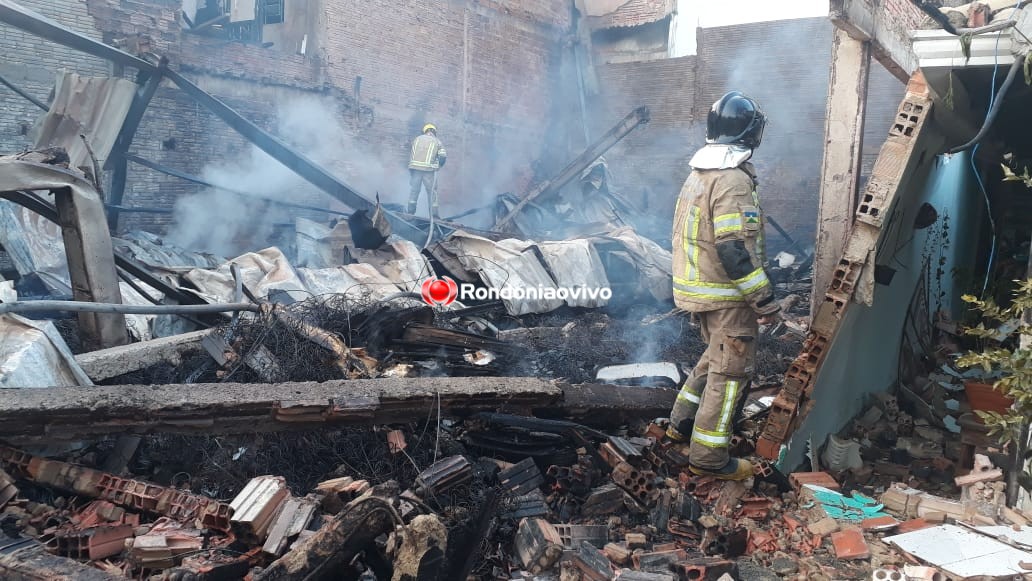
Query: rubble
xmin=0 ymin=13 xmax=1022 ymax=580
xmin=886 ymin=524 xmax=1032 ymax=578
xmin=229 ymin=475 xmax=289 ymax=542
xmin=0 ymin=534 xmax=124 ymax=580
xmin=389 ymin=513 xmax=448 ymax=581
xmin=126 ymin=518 xmax=203 ymax=569
xmin=0 ymin=468 xmax=17 ymax=510
xmin=515 ymin=518 xmax=563 ymax=573
xmin=0 ymin=366 xmax=1027 ymax=580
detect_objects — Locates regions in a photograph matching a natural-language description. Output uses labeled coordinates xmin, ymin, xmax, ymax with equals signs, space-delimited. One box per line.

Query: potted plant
xmin=956 ymin=278 xmax=1032 ymax=444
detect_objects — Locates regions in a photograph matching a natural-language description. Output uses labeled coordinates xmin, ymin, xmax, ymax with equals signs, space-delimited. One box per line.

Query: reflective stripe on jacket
xmin=671 ymin=163 xmax=773 ymax=312
xmin=409 ymin=134 xmax=446 ymax=170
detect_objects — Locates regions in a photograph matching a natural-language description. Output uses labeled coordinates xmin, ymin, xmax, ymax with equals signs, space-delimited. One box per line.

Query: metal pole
xmin=107 ymin=64 xmax=165 ymax=229
xmin=0 ymin=70 xmax=47 ymax=111
xmin=493 ymin=105 xmax=650 ymax=231
xmin=0 ymin=300 xmax=260 ymax=315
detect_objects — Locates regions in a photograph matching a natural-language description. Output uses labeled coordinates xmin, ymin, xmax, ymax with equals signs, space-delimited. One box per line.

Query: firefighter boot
xmin=688 ymin=457 xmax=754 ymax=481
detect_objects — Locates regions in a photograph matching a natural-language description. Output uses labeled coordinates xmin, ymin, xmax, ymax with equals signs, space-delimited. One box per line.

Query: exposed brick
xmin=583 ymin=0 xmax=674 ymax=30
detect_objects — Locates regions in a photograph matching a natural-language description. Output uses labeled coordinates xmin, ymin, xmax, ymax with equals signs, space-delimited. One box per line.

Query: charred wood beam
xmin=0 ymin=535 xmax=123 ymax=580
xmin=254 ymin=493 xmax=397 ymax=581
xmin=0 ymin=70 xmax=47 ymax=111
xmin=106 ymin=63 xmax=165 ymax=229
xmin=549 ymin=383 xmax=676 ymax=425
xmin=0 ymin=0 xmax=157 ymax=72
xmin=0 ymin=379 xmax=675 ymax=441
xmin=492 ymin=105 xmax=650 ymax=231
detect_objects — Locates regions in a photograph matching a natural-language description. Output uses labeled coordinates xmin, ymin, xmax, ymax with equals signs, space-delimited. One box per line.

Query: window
xmin=262 ymin=0 xmax=284 ymax=25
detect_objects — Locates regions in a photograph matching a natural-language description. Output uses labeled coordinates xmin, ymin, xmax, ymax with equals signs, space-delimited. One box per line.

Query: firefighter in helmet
xmin=407 ymin=123 xmax=447 ymax=217
xmin=666 ymin=91 xmax=780 ymax=480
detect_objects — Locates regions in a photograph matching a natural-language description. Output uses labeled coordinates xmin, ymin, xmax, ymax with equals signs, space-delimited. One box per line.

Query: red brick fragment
xmin=831 ymin=528 xmax=870 ymax=560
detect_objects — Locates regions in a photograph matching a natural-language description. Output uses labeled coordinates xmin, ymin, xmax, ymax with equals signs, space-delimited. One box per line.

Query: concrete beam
xmin=0 ymin=378 xmax=676 ymax=441
xmin=813 ymin=28 xmax=871 ymax=315
xmin=74 ymin=330 xmax=209 ymax=381
xmin=830 ymin=0 xmax=919 ymax=84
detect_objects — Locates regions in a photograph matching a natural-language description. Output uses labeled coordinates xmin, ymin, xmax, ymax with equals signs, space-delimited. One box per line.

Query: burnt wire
xmin=137 ymin=426 xmax=452 ymax=497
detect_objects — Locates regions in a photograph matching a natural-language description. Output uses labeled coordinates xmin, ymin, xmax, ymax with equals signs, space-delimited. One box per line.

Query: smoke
xmin=720 ymin=18 xmax=831 ymax=182
xmin=166 ymin=96 xmax=408 ymax=256
xmin=435 ymin=115 xmax=561 ymax=228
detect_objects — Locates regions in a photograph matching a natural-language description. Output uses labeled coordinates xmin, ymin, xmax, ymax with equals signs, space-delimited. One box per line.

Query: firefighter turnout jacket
xmin=408 ymin=133 xmax=447 ymax=171
xmin=671 ymin=160 xmax=778 ymax=315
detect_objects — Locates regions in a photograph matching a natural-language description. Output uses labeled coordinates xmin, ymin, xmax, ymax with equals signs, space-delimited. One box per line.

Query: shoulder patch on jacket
xmin=741 ymin=206 xmax=761 ymax=231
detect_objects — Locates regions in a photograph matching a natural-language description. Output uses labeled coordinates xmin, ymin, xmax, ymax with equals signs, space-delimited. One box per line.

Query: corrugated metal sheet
xmin=30 ymin=72 xmax=136 ymax=170
xmin=0 ymin=313 xmax=93 ymax=387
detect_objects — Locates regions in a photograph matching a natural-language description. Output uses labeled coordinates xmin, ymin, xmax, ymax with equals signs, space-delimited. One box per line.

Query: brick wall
xmin=880 ymin=0 xmax=926 ymax=45
xmin=862 ymin=61 xmax=907 ymax=180
xmin=589 ymin=56 xmax=696 ymax=215
xmin=582 ymin=0 xmax=673 ymax=30
xmin=0 ymin=0 xmax=110 ymax=155
xmin=694 ymin=18 xmax=835 ymax=248
xmin=0 ymin=0 xmax=570 ymax=242
xmin=590 ymin=17 xmax=907 ymax=252
xmin=317 ymin=0 xmax=570 ymax=219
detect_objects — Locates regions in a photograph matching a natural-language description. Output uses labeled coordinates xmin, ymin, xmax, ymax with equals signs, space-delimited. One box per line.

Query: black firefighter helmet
xmin=706 ymin=91 xmax=766 ymax=149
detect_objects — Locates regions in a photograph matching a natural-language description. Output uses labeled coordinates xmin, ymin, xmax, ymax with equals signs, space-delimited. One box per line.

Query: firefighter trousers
xmin=408 ymin=169 xmax=439 ymax=217
xmin=669 ymin=306 xmax=757 ymax=469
